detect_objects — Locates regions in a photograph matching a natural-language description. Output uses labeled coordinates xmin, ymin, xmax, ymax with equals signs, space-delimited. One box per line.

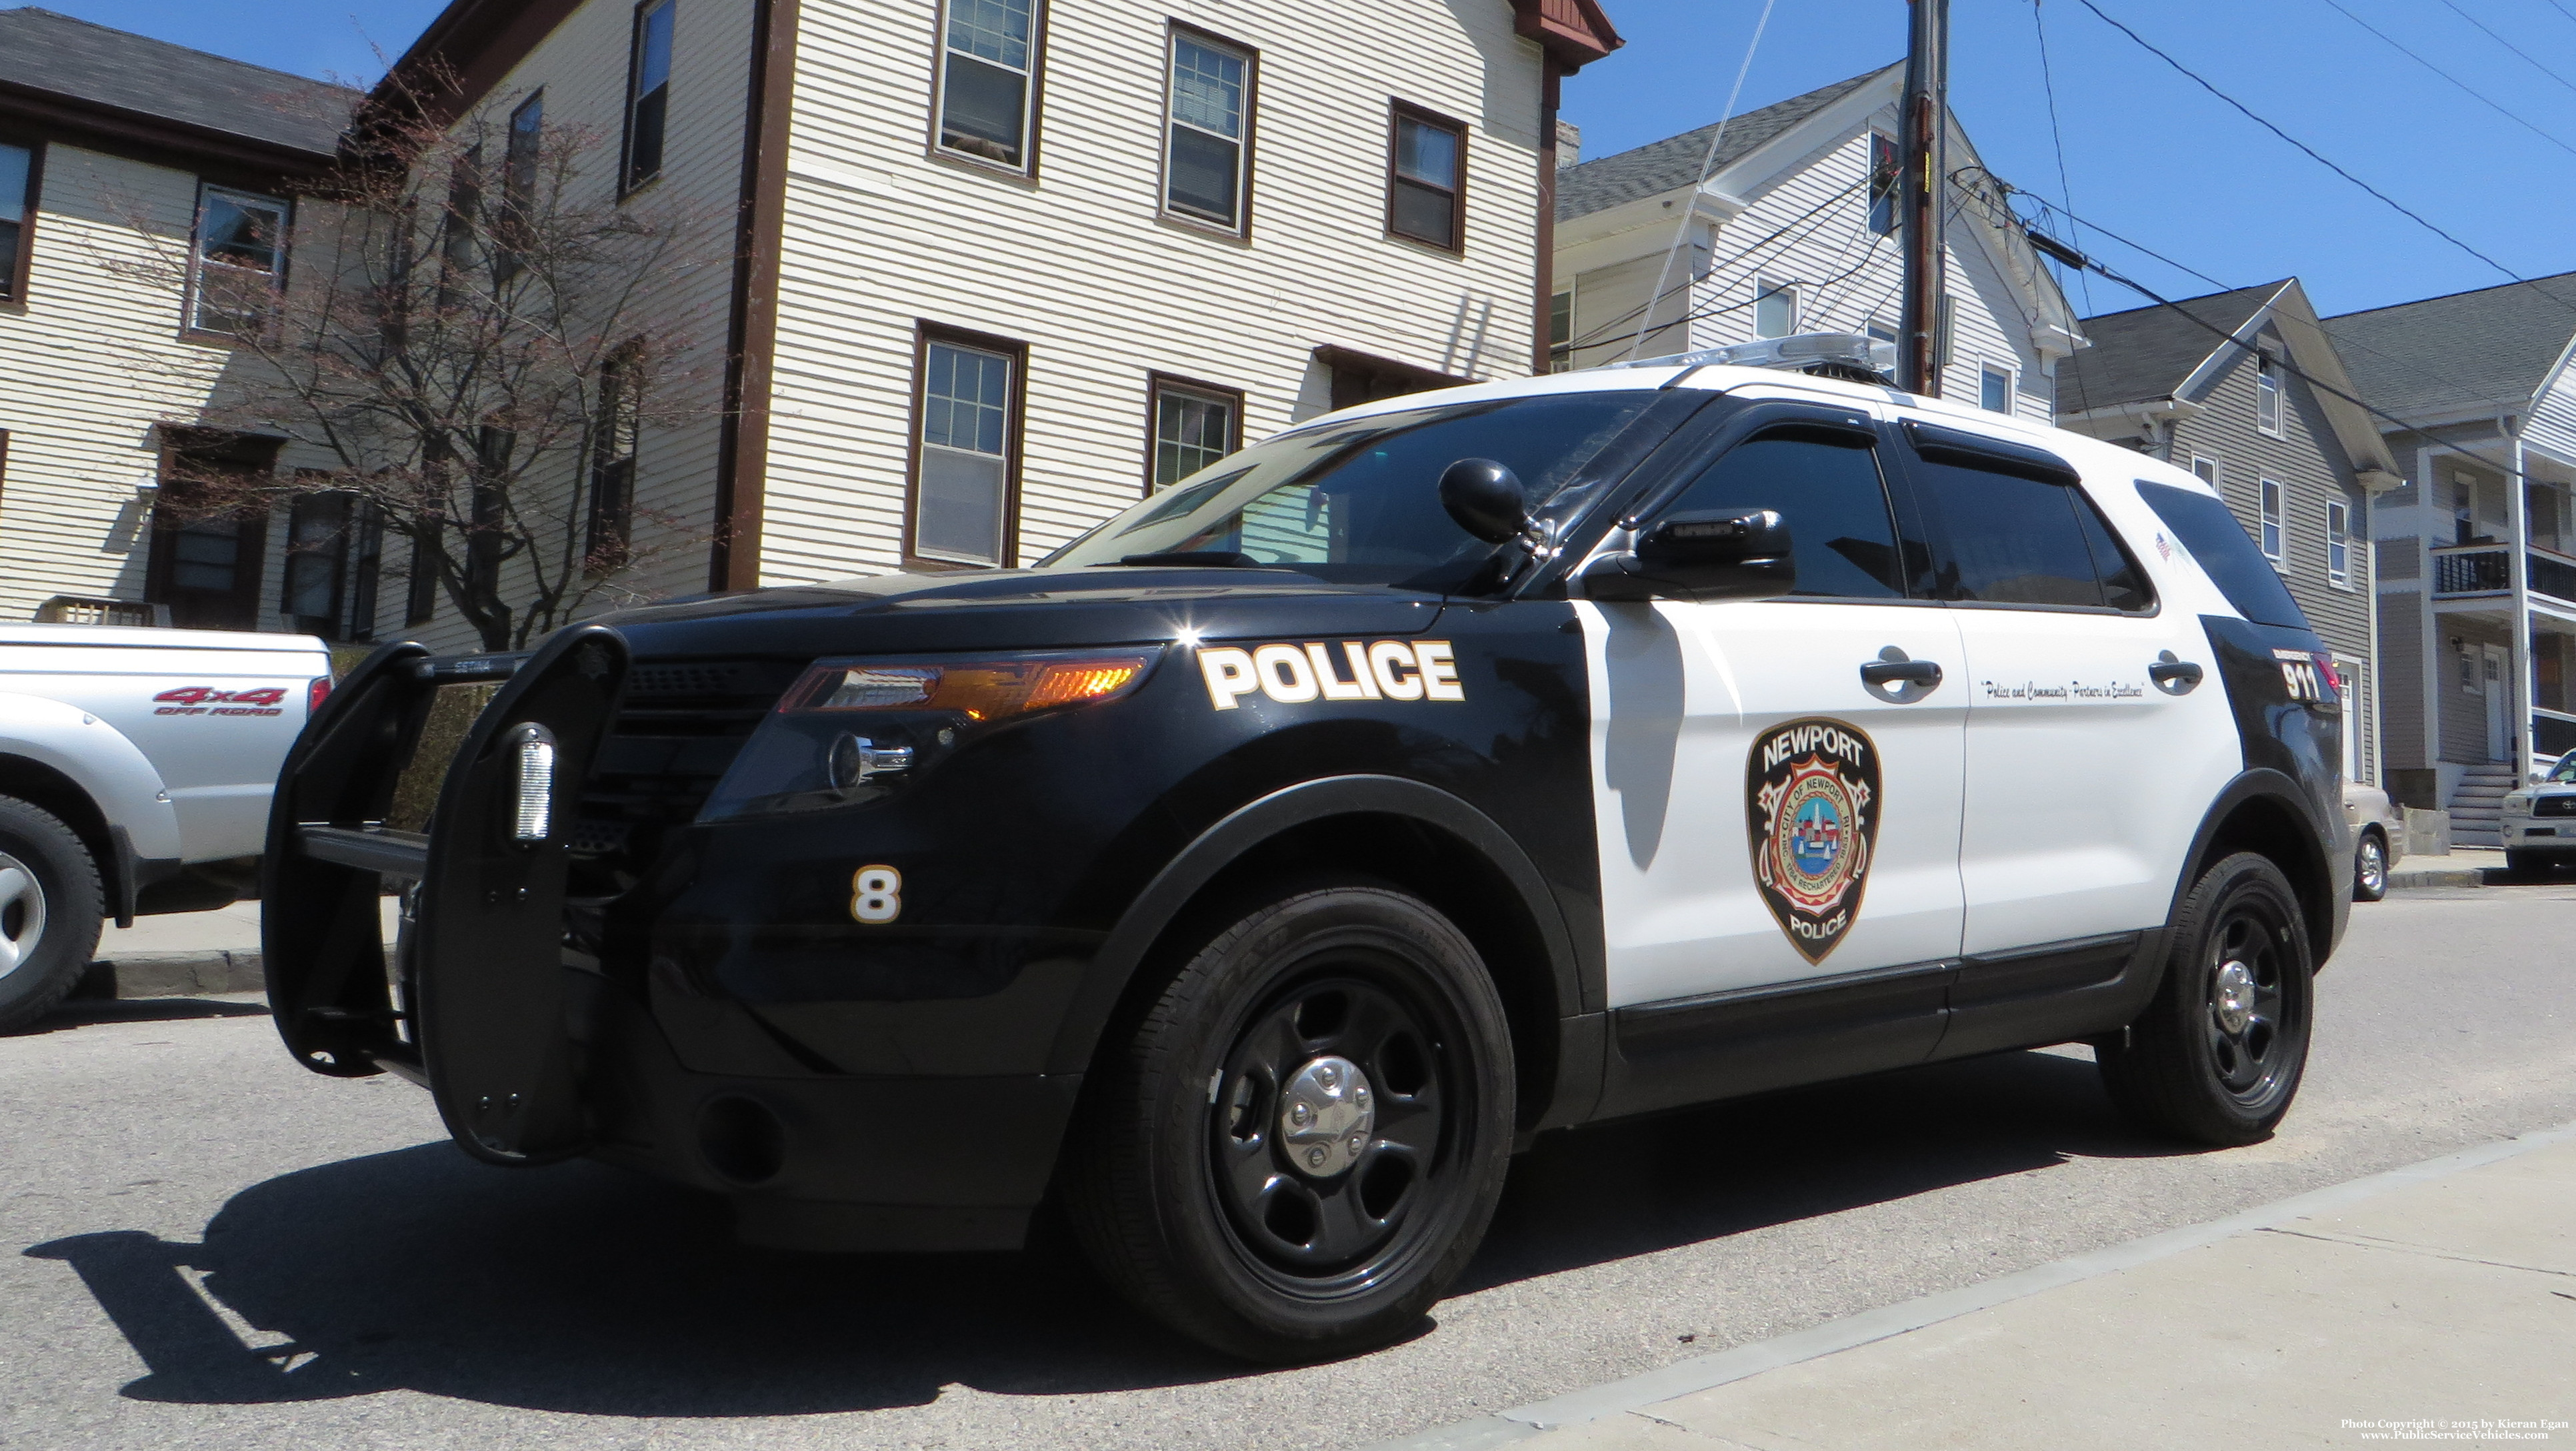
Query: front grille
xmin=2536 ymin=795 xmax=2576 ymax=818
xmin=570 ymin=657 xmax=805 ymax=894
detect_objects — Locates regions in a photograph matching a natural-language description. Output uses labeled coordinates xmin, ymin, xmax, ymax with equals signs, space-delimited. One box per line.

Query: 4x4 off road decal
xmin=1747 ymin=717 xmax=1881 ymax=964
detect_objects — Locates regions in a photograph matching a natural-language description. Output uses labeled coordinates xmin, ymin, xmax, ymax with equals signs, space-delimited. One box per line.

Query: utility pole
xmin=1898 ymin=0 xmax=1948 ymax=396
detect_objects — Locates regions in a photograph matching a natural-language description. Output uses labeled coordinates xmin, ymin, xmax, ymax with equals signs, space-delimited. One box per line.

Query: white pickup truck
xmin=0 ymin=623 xmax=332 ymax=1030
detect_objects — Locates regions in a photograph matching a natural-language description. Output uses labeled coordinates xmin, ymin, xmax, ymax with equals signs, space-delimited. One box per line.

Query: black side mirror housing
xmin=1439 ymin=458 xmax=1529 ymax=544
xmin=1581 ymin=508 xmax=1797 ymax=603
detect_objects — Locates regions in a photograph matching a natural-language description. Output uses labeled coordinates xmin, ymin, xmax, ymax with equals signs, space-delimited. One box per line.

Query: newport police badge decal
xmin=1746 ymin=717 xmax=1881 ymax=964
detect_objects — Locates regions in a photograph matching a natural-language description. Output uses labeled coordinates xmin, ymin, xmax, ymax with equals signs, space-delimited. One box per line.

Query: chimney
xmin=1555 ymin=120 xmax=1581 ymax=169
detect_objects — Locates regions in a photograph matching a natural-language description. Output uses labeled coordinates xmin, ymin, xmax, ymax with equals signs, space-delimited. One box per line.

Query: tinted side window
xmin=1910 ymin=458 xmax=2105 ymax=607
xmin=2137 ymin=480 xmax=2311 ymax=629
xmin=2073 ymin=492 xmax=2156 ymax=612
xmin=1659 ymin=428 xmax=1905 ymax=599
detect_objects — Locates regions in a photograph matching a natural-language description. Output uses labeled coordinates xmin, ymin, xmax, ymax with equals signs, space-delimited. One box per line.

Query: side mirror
xmin=1581 ymin=509 xmax=1797 ymax=603
xmin=1439 ymin=458 xmax=1528 ymax=544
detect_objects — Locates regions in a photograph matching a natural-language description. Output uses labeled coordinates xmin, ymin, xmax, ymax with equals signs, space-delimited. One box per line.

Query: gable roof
xmin=2055 ymin=282 xmax=2283 ymax=417
xmin=1556 ymin=64 xmax=1897 ymax=223
xmin=0 ymin=7 xmax=352 ymax=169
xmin=2322 ymin=273 xmax=2576 ymax=423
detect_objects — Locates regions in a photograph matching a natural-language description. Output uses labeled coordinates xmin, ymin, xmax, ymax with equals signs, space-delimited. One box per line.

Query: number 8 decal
xmin=850 ymin=865 xmax=903 ymax=924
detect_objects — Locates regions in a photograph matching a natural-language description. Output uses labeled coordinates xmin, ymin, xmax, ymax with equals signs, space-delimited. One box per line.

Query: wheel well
xmin=0 ymin=754 xmax=117 ymax=912
xmin=2197 ymin=796 xmax=2332 ymax=957
xmin=1125 ymin=812 xmax=1567 ymax=1132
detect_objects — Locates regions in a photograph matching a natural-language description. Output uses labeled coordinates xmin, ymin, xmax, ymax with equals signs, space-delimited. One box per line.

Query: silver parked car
xmin=2344 ymin=782 xmax=2405 ymax=902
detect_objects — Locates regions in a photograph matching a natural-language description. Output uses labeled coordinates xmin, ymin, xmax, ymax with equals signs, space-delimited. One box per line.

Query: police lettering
xmin=1199 ymin=640 xmax=1464 ymax=709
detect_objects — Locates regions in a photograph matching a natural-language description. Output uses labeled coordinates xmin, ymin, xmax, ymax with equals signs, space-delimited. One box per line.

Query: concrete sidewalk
xmin=79 ymin=898 xmax=399 ymax=999
xmin=1383 ymin=1127 xmax=2575 ymax=1451
xmin=2389 ymin=846 xmax=2510 ymax=890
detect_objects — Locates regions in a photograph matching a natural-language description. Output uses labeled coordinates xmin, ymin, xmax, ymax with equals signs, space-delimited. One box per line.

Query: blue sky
xmin=43 ymin=0 xmax=2576 ymax=318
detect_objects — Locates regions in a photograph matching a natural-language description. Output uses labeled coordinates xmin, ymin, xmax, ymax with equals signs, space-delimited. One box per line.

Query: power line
xmin=2029 ymin=0 xmax=2097 ymax=321
xmin=2437 ymin=0 xmax=2576 ymax=97
xmin=2072 ymin=0 xmax=2576 ymax=317
xmin=1586 ymin=231 xmax=1895 ymax=355
xmin=2312 ymin=0 xmax=2576 ymax=159
xmin=1565 ymin=171 xmax=1874 ymax=351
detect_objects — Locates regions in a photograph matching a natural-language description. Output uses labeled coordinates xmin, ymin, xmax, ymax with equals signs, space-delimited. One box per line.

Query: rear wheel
xmin=0 ymin=796 xmax=105 ymax=1034
xmin=2351 ymin=830 xmax=2389 ymax=902
xmin=2099 ymin=852 xmax=2313 ymax=1146
xmin=1065 ymin=882 xmax=1515 ymax=1363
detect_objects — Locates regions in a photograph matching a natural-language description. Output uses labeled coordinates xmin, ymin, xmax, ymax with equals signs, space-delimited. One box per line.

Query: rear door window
xmin=1909 ymin=457 xmax=2107 ymax=607
xmin=2137 ymin=480 xmax=2310 ymax=628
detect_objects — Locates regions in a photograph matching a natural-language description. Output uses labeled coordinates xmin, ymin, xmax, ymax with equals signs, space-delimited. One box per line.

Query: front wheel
xmin=2503 ymin=848 xmax=2560 ymax=876
xmin=1065 ymin=883 xmax=1515 ymax=1363
xmin=0 ymin=796 xmax=105 ymax=1034
xmin=2099 ymin=852 xmax=2313 ymax=1146
xmin=2352 ymin=830 xmax=2389 ymax=902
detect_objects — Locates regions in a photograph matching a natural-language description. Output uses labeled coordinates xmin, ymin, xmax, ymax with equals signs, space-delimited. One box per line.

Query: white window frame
xmin=1979 ymin=361 xmax=2013 ymax=413
xmin=1160 ymin=26 xmax=1253 ymax=234
xmin=932 ymin=0 xmax=1042 ymax=173
xmin=2327 ymin=499 xmax=2352 ymax=588
xmin=188 ymin=183 xmax=290 ymax=335
xmin=1753 ymin=277 xmax=1797 ymax=339
xmin=2255 ymin=353 xmax=2285 ymax=437
xmin=1547 ymin=284 xmax=1575 ymax=372
xmin=2259 ymin=476 xmax=2285 ymax=561
xmin=2191 ymin=455 xmax=2221 ymax=488
xmin=1147 ymin=375 xmax=1239 ymax=491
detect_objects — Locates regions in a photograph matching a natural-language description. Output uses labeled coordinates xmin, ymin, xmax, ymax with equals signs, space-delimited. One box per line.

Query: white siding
xmin=761 ymin=0 xmax=1548 ymax=581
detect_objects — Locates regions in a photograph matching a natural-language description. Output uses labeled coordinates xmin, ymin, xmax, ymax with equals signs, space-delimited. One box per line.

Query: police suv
xmin=263 ymin=335 xmax=2347 ymax=1364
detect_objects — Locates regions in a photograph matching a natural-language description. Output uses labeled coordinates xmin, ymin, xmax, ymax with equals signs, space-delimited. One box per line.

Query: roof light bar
xmin=1602 ymin=331 xmax=1896 ymax=381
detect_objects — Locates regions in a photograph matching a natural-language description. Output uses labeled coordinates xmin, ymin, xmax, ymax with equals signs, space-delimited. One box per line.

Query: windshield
xmin=2549 ymin=754 xmax=2576 ymax=783
xmin=1043 ymin=391 xmax=1661 ymax=587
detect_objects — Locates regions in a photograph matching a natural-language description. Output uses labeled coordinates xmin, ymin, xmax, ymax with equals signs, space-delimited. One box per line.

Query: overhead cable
xmin=2313 ymin=0 xmax=2576 ymax=158
xmin=2437 ymin=0 xmax=2576 ymax=97
xmin=1621 ymin=0 xmax=1779 ymax=362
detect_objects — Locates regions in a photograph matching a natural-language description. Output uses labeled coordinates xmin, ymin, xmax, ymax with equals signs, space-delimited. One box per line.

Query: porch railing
xmin=2432 ymin=545 xmax=2511 ymax=595
xmin=2529 ymin=547 xmax=2576 ymax=605
xmin=2538 ymin=709 xmax=2576 ymax=762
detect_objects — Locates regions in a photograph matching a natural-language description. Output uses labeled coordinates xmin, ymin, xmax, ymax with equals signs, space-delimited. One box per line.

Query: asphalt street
xmin=7 ymin=882 xmax=2574 ymax=1451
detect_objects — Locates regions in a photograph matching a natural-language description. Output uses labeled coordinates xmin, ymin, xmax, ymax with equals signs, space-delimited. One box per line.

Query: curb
xmin=1356 ymin=1118 xmax=2576 ymax=1451
xmin=73 ymin=952 xmax=267 ymax=1000
xmin=2387 ymin=866 xmax=2489 ymax=889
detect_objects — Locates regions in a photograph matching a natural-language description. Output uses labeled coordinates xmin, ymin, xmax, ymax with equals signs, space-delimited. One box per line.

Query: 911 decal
xmin=1198 ymin=640 xmax=1464 ymax=710
xmin=2272 ymin=648 xmax=2339 ymax=705
xmin=1747 ymin=718 xmax=1881 ymax=965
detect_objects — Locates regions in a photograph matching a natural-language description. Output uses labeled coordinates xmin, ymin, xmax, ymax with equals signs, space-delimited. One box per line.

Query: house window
xmin=1 ymin=141 xmax=36 ymax=301
xmin=2327 ymin=499 xmax=2351 ymax=587
xmin=1148 ymin=375 xmax=1241 ymax=490
xmin=406 ymin=527 xmax=438 ymax=625
xmin=191 ymin=185 xmax=289 ymax=334
xmin=1753 ymin=277 xmax=1797 ymax=339
xmin=587 ymin=349 xmax=642 ymax=566
xmin=1549 ymin=287 xmax=1575 ymax=372
xmin=623 ymin=0 xmax=675 ymax=190
xmin=1867 ymin=130 xmax=1897 ymax=236
xmin=346 ymin=501 xmax=383 ymax=641
xmin=2192 ymin=455 xmax=2219 ymax=487
xmin=1865 ymin=317 xmax=1897 ymax=343
xmin=1979 ymin=362 xmax=2012 ymax=413
xmin=1387 ymin=104 xmax=1465 ymax=251
xmin=2255 ymin=352 xmax=2283 ymax=435
xmin=912 ymin=331 xmax=1020 ymax=565
xmin=2259 ymin=476 xmax=2285 ymax=561
xmin=497 ymin=91 xmax=541 ymax=279
xmin=935 ymin=0 xmax=1040 ymax=169
xmin=283 ymin=489 xmax=353 ymax=632
xmin=1164 ymin=29 xmax=1252 ymax=231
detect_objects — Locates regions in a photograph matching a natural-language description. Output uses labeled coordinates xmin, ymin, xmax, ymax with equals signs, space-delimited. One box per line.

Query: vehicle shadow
xmin=14 ymin=996 xmax=270 ymax=1036
xmin=23 ymin=1046 xmax=2204 ymax=1415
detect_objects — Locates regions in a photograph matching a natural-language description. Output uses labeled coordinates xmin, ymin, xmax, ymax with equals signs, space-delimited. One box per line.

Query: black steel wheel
xmin=0 ymin=796 xmax=103 ymax=1035
xmin=1066 ymin=882 xmax=1514 ymax=1363
xmin=2351 ymin=830 xmax=2388 ymax=902
xmin=2099 ymin=852 xmax=2313 ymax=1146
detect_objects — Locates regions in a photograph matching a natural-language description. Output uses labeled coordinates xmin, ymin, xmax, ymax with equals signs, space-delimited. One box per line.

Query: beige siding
xmin=0 ymin=144 xmax=260 ymax=622
xmin=761 ymin=0 xmax=1547 ymax=581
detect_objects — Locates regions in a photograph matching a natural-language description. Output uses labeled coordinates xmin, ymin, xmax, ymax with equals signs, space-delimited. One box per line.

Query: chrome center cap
xmin=1279 ymin=1055 xmax=1375 ymax=1178
xmin=2213 ymin=961 xmax=2257 ymax=1034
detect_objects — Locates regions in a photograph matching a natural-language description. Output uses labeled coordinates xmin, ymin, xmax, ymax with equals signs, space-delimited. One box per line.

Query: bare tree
xmin=133 ymin=67 xmax=723 ymax=650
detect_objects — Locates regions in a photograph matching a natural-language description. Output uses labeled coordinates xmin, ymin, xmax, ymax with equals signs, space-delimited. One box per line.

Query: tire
xmin=2504 ymin=848 xmax=2548 ymax=876
xmin=2098 ymin=852 xmax=2313 ymax=1146
xmin=1065 ymin=882 xmax=1515 ymax=1364
xmin=0 ymin=796 xmax=105 ymax=1034
xmin=2351 ymin=830 xmax=2389 ymax=902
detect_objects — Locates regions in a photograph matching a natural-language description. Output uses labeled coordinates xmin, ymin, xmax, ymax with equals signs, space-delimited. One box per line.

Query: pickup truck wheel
xmin=0 ymin=796 xmax=105 ymax=1034
xmin=2351 ymin=830 xmax=2389 ymax=902
xmin=1065 ymin=882 xmax=1515 ymax=1364
xmin=2098 ymin=852 xmax=2312 ymax=1146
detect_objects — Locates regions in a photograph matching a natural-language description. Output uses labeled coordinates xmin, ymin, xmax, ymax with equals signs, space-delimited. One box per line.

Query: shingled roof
xmin=2323 ymin=274 xmax=2576 ymax=422
xmin=1556 ymin=64 xmax=1898 ymax=223
xmin=2055 ymin=281 xmax=2286 ymax=416
xmin=0 ymin=7 xmax=354 ymax=163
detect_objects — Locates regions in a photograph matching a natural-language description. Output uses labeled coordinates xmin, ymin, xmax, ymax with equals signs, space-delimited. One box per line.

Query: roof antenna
xmin=1619 ymin=0 xmax=1777 ymax=363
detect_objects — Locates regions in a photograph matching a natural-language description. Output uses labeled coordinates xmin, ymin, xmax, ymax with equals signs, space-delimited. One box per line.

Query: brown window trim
xmin=903 ymin=320 xmax=1028 ymax=571
xmin=1157 ymin=21 xmax=1258 ymax=241
xmin=925 ymin=0 xmax=1049 ymax=180
xmin=0 ymin=429 xmax=9 ymax=509
xmin=0 ymin=130 xmax=45 ymax=305
xmin=1383 ymin=100 xmax=1467 ymax=255
xmin=1141 ymin=371 xmax=1245 ymax=494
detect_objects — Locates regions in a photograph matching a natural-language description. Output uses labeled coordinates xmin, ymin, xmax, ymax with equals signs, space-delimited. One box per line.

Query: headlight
xmin=698 ymin=649 xmax=1157 ymax=821
xmin=2502 ymin=792 xmax=2532 ymax=814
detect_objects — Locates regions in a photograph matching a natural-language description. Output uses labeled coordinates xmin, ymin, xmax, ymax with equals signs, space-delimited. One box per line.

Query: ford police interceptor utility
xmin=262 ymin=334 xmax=2347 ymax=1363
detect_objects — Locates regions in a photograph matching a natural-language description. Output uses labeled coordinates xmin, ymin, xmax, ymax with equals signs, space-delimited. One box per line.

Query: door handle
xmin=2150 ymin=652 xmax=2204 ymax=695
xmin=1859 ymin=647 xmax=1942 ymax=701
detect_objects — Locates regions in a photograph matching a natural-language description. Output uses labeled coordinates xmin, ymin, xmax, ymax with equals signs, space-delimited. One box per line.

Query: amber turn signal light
xmin=782 ymin=651 xmax=1154 ymax=723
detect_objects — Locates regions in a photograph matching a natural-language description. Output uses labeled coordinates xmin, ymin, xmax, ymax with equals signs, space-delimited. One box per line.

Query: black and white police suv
xmin=263 ymin=334 xmax=2347 ymax=1363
